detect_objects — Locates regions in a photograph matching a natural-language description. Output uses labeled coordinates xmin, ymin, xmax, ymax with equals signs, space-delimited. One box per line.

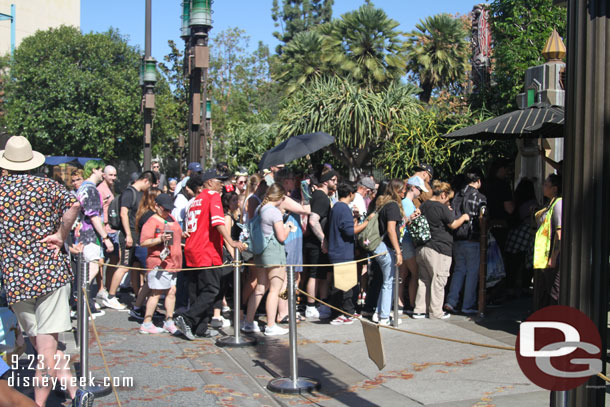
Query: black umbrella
xmin=443 ymin=104 xmax=564 ymax=140
xmin=258 ymin=132 xmax=335 ymax=170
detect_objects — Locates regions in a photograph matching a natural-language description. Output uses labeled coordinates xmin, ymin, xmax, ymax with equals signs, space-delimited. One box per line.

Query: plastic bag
xmin=486 ymin=233 xmax=506 ymax=288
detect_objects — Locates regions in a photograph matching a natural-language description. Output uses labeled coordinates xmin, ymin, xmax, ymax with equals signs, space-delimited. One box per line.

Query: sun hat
xmin=0 ymin=136 xmax=46 ymax=171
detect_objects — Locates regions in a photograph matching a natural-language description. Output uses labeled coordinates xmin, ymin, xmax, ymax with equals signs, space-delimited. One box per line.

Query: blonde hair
xmin=260 ymin=183 xmax=286 ymax=208
xmin=431 ymin=180 xmax=453 ymax=198
xmin=245 ymin=173 xmax=262 ymax=197
xmin=375 ymin=179 xmax=406 ymax=217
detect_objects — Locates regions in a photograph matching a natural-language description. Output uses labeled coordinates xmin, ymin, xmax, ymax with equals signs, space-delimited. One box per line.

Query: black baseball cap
xmin=414 ymin=163 xmax=434 ymax=179
xmin=155 ymin=193 xmax=174 ymax=211
xmin=200 ymin=169 xmax=229 ymax=183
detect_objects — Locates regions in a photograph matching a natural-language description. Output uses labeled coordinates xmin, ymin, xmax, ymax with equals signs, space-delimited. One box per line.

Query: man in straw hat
xmin=0 ymin=136 xmax=94 ymax=406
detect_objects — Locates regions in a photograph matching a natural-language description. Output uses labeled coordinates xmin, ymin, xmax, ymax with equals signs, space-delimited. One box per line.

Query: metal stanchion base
xmin=216 ymin=335 xmax=257 ymax=347
xmin=82 ymin=381 xmax=112 ymax=398
xmin=267 ymin=377 xmax=320 ymax=394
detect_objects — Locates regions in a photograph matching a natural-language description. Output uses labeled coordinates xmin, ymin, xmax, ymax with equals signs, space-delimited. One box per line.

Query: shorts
xmin=401 ymin=238 xmax=416 ymax=260
xmin=134 ymin=246 xmax=147 ymax=267
xmin=11 ymin=284 xmax=72 ymax=337
xmin=119 ymin=231 xmax=136 ymax=267
xmin=147 ymin=268 xmax=177 ymax=290
xmin=82 ymin=242 xmax=102 ymax=262
xmin=254 ymin=236 xmax=286 ymax=268
xmin=103 ymin=232 xmax=120 ymax=257
xmin=303 ymin=245 xmax=331 ymax=279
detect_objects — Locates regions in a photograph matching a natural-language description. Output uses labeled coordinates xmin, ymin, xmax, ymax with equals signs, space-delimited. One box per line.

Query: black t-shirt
xmin=482 ymin=178 xmax=512 ymax=221
xmin=304 ymin=189 xmax=331 ymax=248
xmin=378 ymin=201 xmax=402 ymax=248
xmin=120 ymin=186 xmax=143 ymax=236
xmin=420 ymin=200 xmax=456 ymax=256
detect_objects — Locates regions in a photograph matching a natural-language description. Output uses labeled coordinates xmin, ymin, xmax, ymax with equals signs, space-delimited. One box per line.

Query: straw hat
xmin=0 ymin=136 xmax=45 ymax=171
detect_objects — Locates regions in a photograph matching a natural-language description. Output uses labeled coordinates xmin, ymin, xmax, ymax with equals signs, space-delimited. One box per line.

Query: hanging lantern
xmin=181 ymin=1 xmax=191 ymax=37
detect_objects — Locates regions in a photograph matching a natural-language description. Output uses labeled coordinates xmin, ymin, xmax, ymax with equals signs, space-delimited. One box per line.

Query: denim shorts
xmin=401 ymin=238 xmax=416 ymax=259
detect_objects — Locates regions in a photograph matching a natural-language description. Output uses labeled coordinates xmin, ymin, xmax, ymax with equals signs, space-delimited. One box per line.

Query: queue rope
xmin=82 ymin=288 xmax=123 ymax=407
xmin=93 ymin=251 xmax=387 ymax=273
xmin=91 ymin=255 xmax=610 ymax=384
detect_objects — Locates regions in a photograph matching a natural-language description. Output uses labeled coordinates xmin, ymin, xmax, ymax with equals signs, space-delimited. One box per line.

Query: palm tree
xmin=279 ymin=76 xmax=420 ymax=178
xmin=405 ymin=13 xmax=470 ymax=103
xmin=273 ymin=30 xmax=328 ymax=94
xmin=320 ymin=4 xmax=407 ymax=91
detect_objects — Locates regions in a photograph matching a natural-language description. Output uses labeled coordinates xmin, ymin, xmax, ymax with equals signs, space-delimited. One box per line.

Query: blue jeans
xmin=374 ymin=242 xmax=396 ymax=319
xmin=447 ymin=240 xmax=480 ymax=311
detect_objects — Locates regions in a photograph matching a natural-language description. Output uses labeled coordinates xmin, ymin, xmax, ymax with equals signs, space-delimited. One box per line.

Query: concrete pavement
xmin=10 ymin=295 xmax=606 ymax=406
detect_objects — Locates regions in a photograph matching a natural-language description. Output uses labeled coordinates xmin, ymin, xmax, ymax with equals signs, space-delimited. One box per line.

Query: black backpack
xmin=108 ymin=186 xmax=136 ymax=230
xmin=452 ymin=187 xmax=476 ymax=240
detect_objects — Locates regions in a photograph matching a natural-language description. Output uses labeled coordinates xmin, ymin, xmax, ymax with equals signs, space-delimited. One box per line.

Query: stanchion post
xmin=216 ymin=248 xmax=256 ymax=347
xmin=267 ymin=266 xmax=320 ymax=394
xmin=78 ymin=260 xmax=111 ymax=398
xmin=76 ymin=253 xmax=83 ymax=348
xmin=393 ymin=261 xmax=400 ymax=328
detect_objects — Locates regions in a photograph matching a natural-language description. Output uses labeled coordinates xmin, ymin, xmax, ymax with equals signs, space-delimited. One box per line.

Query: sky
xmin=80 ymin=0 xmax=487 ymax=62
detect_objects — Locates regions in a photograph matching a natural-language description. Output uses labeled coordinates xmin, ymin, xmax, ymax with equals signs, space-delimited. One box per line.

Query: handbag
xmin=408 ymin=215 xmax=431 ymax=246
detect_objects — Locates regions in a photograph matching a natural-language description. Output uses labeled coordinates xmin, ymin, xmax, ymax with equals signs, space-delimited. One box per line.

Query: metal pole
xmin=267 ymin=266 xmax=320 ymax=394
xmin=393 ymin=261 xmax=399 ymax=327
xmin=216 ymin=248 xmax=256 ymax=347
xmin=142 ymin=0 xmax=153 ymax=171
xmin=287 ymin=265 xmax=298 ymax=383
xmin=76 ymin=253 xmax=83 ymax=348
xmin=79 ymin=258 xmax=89 ymax=379
xmin=144 ymin=0 xmax=151 ymax=58
xmin=10 ymin=4 xmax=14 ymax=56
xmin=78 ymin=260 xmax=111 ymax=397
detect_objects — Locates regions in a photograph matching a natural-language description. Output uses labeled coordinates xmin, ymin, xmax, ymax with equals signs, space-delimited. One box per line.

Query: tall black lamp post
xmin=183 ymin=0 xmax=212 ymax=167
xmin=141 ymin=0 xmax=156 ymax=171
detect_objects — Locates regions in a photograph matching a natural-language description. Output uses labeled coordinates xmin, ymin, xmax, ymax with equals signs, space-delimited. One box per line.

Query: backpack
xmin=356 ymin=202 xmax=390 ymax=252
xmin=108 ymin=186 xmax=137 ymax=230
xmin=408 ymin=214 xmax=431 ymax=246
xmin=241 ymin=206 xmax=274 ymax=257
xmin=452 ymin=187 xmax=477 ymax=240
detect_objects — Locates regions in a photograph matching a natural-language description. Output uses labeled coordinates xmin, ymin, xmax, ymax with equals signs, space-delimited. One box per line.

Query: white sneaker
xmin=264 ymin=324 xmax=289 ymax=336
xmin=222 ymin=306 xmax=231 ymax=313
xmin=379 ymin=317 xmax=402 ymax=326
xmin=305 ymin=306 xmax=319 ymax=319
xmin=96 ymin=289 xmax=109 ymax=302
xmin=372 ymin=312 xmax=379 ymax=323
xmin=102 ymin=297 xmax=126 ymax=310
xmin=241 ymin=321 xmax=260 ymax=333
xmin=318 ymin=305 xmax=331 ymax=319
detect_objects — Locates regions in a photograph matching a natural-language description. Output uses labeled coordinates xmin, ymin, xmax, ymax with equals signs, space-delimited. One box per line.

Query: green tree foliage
xmin=4 ymin=26 xmax=148 ymax=160
xmin=279 ymin=76 xmax=420 ymax=179
xmin=222 ymin=120 xmax=280 ymax=174
xmin=405 ymin=13 xmax=470 ymax=103
xmin=320 ymin=4 xmax=406 ymax=90
xmin=488 ymin=0 xmax=566 ymax=112
xmin=271 ymin=0 xmax=334 ymax=55
xmin=207 ymin=28 xmax=281 ymax=165
xmin=274 ymin=30 xmax=328 ymax=94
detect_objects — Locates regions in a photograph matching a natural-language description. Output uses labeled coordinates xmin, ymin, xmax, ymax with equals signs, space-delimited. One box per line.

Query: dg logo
xmin=516 ymin=305 xmax=603 ymax=391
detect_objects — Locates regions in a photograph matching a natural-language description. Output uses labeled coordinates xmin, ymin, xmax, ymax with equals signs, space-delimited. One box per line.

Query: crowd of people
xmin=0 ymin=135 xmax=564 ymax=407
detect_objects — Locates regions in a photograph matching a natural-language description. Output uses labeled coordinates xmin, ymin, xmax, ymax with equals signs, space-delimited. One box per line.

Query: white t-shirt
xmin=172 ymin=193 xmax=190 ymax=229
xmin=351 ymin=192 xmax=367 ymax=217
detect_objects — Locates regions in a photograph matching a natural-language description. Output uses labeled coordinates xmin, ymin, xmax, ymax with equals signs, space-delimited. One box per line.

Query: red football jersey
xmin=184 ymin=189 xmax=225 ymax=266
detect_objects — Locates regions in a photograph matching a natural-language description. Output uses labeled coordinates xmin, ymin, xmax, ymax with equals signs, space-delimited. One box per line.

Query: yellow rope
xmin=296 ymin=289 xmax=516 ymax=352
xmin=83 ymin=288 xmax=123 ymax=407
xmin=93 ymin=252 xmax=386 ymax=272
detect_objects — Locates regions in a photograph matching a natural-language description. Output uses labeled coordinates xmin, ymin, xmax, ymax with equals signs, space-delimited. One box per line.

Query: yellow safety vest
xmin=533 ymin=197 xmax=561 ymax=269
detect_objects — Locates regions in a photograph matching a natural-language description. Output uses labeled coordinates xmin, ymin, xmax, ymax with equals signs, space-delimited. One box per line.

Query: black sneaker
xmin=72 ymin=388 xmax=94 ymax=407
xmin=174 ymin=315 xmax=195 ymax=340
xmin=129 ymin=307 xmax=144 ymax=321
xmin=197 ymin=328 xmax=220 ymax=338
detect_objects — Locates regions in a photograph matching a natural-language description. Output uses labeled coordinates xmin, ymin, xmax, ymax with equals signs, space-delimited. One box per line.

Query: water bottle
xmin=164 ymin=220 xmax=173 ymax=245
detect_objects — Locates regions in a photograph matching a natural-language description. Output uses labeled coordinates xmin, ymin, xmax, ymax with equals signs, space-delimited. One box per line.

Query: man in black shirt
xmin=103 ymin=171 xmax=156 ymax=310
xmin=303 ymin=169 xmax=338 ymax=319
